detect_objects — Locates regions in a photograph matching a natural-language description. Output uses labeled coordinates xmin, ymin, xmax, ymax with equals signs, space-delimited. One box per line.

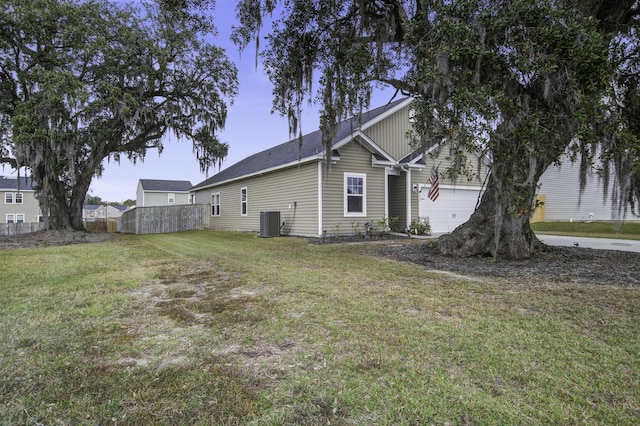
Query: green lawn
xmin=532 ymin=221 xmax=640 ymax=240
xmin=1 ymin=230 xmax=639 ymax=425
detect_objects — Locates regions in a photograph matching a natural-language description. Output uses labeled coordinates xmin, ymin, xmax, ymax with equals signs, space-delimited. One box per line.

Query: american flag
xmin=428 ymin=166 xmax=439 ymax=202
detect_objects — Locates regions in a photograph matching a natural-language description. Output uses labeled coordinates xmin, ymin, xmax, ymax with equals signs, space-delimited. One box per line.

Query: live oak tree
xmin=230 ymin=0 xmax=638 ymax=259
xmin=0 ymin=0 xmax=237 ymax=230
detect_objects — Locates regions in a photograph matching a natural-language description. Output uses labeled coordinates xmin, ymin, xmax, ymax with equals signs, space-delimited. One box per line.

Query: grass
xmin=1 ymin=230 xmax=639 ymax=425
xmin=531 ymin=221 xmax=640 ymax=240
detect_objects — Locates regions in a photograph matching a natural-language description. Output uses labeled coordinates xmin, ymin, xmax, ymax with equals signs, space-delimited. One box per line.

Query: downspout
xmin=406 ymin=168 xmax=412 ymax=229
xmin=318 ymin=161 xmax=323 ymax=236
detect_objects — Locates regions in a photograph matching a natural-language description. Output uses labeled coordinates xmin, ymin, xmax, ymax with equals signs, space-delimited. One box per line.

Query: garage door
xmin=419 ymin=186 xmax=482 ymax=233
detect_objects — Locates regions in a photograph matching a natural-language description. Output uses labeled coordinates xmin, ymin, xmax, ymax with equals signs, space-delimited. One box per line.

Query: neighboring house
xmin=83 ymin=204 xmax=128 ymax=222
xmin=136 ymin=179 xmax=193 ymax=207
xmin=537 ymin=153 xmax=640 ymax=222
xmin=191 ymin=98 xmax=490 ymax=236
xmin=0 ymin=176 xmax=43 ymax=223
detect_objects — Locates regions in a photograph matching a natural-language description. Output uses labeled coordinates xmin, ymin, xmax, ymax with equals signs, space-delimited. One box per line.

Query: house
xmin=83 ymin=204 xmax=128 ymax=222
xmin=191 ymin=98 xmax=490 ymax=236
xmin=0 ymin=176 xmax=43 ymax=223
xmin=537 ymin=153 xmax=640 ymax=222
xmin=136 ymin=179 xmax=193 ymax=207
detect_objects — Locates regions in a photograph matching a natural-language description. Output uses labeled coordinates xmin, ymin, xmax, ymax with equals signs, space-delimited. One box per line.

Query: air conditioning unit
xmin=259 ymin=211 xmax=281 ymax=238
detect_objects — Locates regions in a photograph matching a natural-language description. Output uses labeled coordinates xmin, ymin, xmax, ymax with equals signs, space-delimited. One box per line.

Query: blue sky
xmin=90 ymin=2 xmax=394 ymax=202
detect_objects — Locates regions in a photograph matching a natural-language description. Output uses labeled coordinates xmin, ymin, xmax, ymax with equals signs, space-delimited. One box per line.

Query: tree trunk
xmin=32 ymin=160 xmax=93 ymax=232
xmin=69 ymin=175 xmax=92 ymax=231
xmin=437 ymin=172 xmax=544 ymax=259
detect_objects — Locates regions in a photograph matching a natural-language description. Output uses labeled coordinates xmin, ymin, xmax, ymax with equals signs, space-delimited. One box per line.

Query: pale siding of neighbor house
xmin=136 ymin=182 xmax=144 ymax=207
xmin=537 ymin=156 xmax=640 ymax=222
xmin=136 ymin=179 xmax=192 ymax=207
xmin=83 ymin=204 xmax=127 ymax=221
xmin=363 ymin=102 xmax=415 ymax=160
xmin=0 ymin=176 xmax=42 ymax=223
xmin=194 ymin=161 xmax=320 ymax=236
xmin=321 ymin=141 xmax=387 ymax=235
xmin=143 ymin=191 xmax=185 ymax=207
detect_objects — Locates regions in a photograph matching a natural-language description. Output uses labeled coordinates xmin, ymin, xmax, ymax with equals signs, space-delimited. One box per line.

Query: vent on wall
xmin=259 ymin=211 xmax=281 ymax=238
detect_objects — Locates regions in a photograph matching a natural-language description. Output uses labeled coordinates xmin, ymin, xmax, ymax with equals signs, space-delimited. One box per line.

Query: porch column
xmin=384 ymin=168 xmax=390 ymax=219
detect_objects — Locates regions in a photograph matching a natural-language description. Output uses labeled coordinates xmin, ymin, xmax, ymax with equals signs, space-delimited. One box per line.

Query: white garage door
xmin=419 ymin=187 xmax=482 ymax=233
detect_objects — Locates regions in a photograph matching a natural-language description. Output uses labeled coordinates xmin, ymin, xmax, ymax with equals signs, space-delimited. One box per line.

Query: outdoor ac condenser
xmin=259 ymin=211 xmax=281 ymax=238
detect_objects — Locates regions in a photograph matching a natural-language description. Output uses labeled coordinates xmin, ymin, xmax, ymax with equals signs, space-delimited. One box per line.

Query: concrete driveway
xmin=537 ymin=234 xmax=640 ymax=253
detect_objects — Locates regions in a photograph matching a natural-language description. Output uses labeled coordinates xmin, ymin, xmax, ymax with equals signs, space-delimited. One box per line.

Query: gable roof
xmin=139 ymin=179 xmax=193 ymax=192
xmin=192 ymin=97 xmax=412 ymax=190
xmin=0 ymin=176 xmax=36 ymax=190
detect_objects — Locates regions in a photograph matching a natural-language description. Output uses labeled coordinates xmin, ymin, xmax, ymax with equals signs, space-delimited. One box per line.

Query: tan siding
xmin=194 ymin=162 xmax=320 ymax=236
xmin=364 ymin=103 xmax=415 ymax=160
xmin=414 ymin=141 xmax=489 ymax=190
xmin=322 ymin=141 xmax=386 ymax=235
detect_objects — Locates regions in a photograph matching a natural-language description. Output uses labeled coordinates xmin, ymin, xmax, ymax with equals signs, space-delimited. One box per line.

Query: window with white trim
xmin=16 ymin=213 xmax=24 ymax=223
xmin=168 ymin=193 xmax=175 ymax=204
xmin=6 ymin=214 xmax=15 ymax=223
xmin=5 ymin=193 xmax=13 ymax=204
xmin=344 ymin=173 xmax=366 ymax=217
xmin=240 ymin=187 xmax=248 ymax=216
xmin=211 ymin=192 xmax=220 ymax=216
xmin=15 ymin=193 xmax=23 ymax=204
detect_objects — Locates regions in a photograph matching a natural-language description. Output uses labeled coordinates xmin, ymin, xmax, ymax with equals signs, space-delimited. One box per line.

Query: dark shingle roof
xmin=192 ymin=98 xmax=409 ymax=190
xmin=139 ymin=179 xmax=193 ymax=192
xmin=0 ymin=176 xmax=36 ymax=190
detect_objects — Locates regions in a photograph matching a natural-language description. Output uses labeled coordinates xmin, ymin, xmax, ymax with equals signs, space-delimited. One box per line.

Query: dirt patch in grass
xmin=379 ymin=240 xmax=640 ymax=286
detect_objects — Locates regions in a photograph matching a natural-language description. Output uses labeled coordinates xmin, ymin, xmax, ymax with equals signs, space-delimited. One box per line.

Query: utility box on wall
xmin=259 ymin=211 xmax=281 ymax=238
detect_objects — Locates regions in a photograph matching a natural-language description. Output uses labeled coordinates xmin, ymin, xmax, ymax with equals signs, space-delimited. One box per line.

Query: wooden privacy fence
xmin=118 ymin=204 xmax=210 ymax=235
xmin=0 ymin=222 xmax=45 ymax=236
xmin=85 ymin=219 xmax=118 ymax=233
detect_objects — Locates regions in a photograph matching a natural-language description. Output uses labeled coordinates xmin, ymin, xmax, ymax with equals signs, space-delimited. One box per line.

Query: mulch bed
xmin=378 ymin=239 xmax=640 ymax=287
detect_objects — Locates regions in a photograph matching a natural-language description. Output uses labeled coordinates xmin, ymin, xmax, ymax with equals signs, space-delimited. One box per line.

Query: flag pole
xmin=420 ymin=161 xmax=442 ymax=192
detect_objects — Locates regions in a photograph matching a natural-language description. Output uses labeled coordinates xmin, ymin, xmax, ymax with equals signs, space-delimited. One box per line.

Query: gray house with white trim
xmin=136 ymin=179 xmax=193 ymax=207
xmin=0 ymin=176 xmax=42 ymax=224
xmin=191 ymin=98 xmax=489 ymax=236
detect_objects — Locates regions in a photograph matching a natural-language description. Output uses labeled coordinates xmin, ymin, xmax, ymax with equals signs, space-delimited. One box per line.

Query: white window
xmin=6 ymin=214 xmax=14 ymax=223
xmin=240 ymin=187 xmax=247 ymax=216
xmin=344 ymin=173 xmax=366 ymax=217
xmin=15 ymin=193 xmax=23 ymax=204
xmin=16 ymin=213 xmax=24 ymax=223
xmin=5 ymin=193 xmax=13 ymax=204
xmin=168 ymin=193 xmax=175 ymax=204
xmin=211 ymin=192 xmax=220 ymax=216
